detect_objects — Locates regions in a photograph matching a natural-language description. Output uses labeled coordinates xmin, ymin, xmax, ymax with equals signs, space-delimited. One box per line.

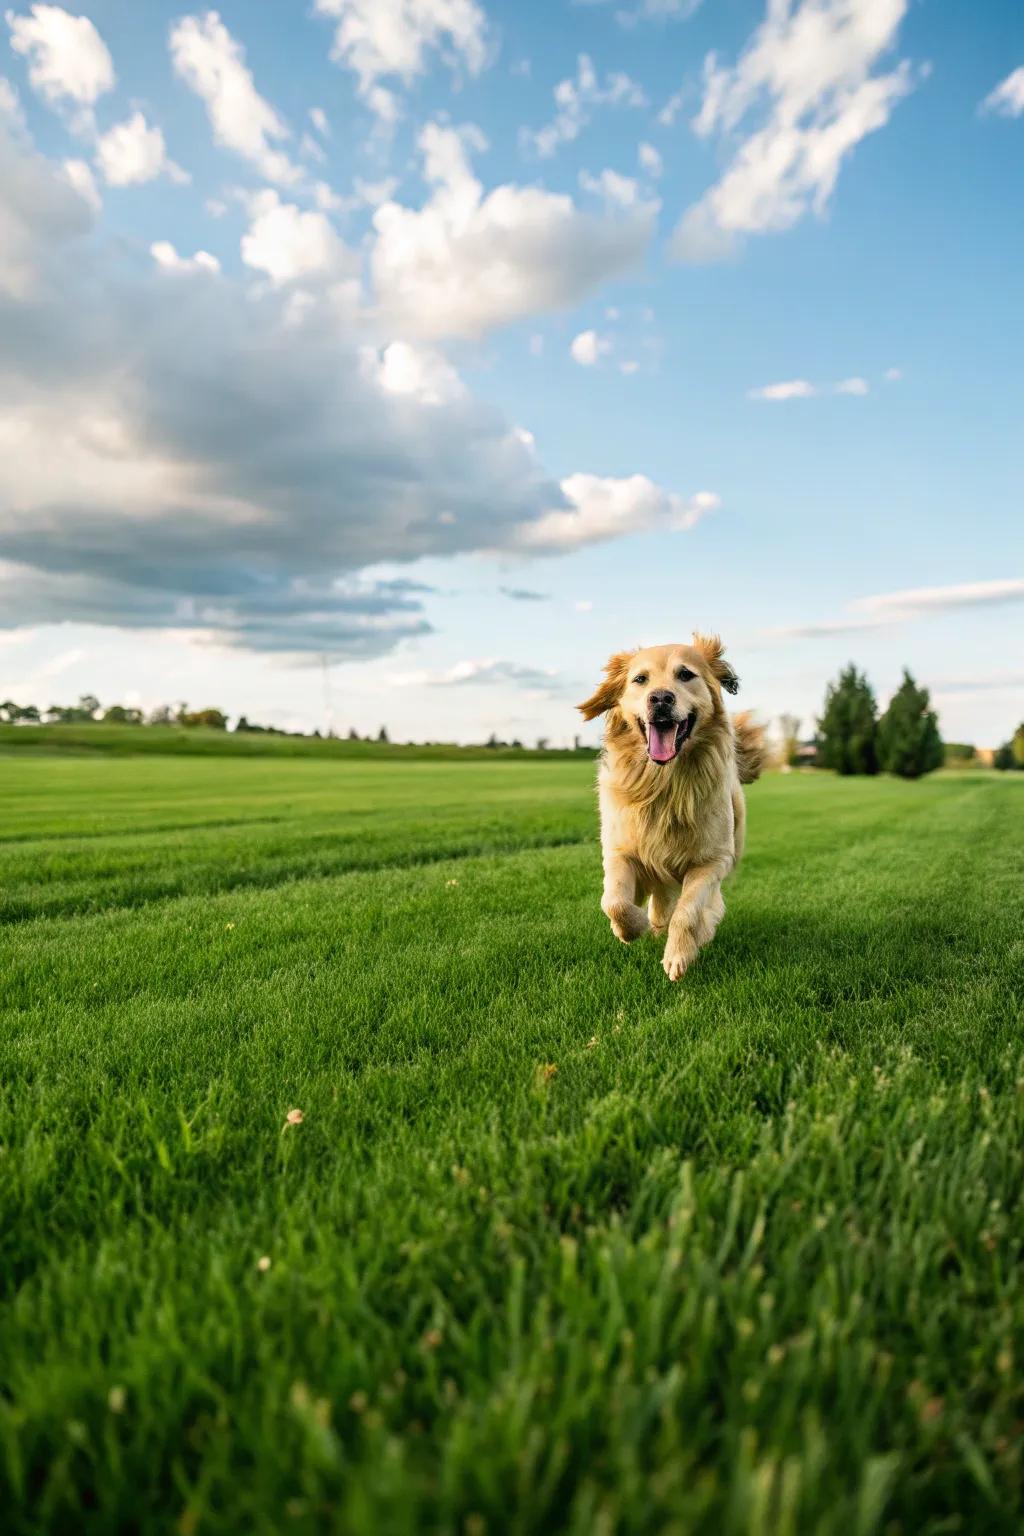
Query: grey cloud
xmin=0 ymin=115 xmax=572 ymax=660
xmin=0 ymin=106 xmax=92 ymax=295
xmin=499 ymin=585 xmax=550 ymax=602
xmin=392 ymin=659 xmax=566 ymax=692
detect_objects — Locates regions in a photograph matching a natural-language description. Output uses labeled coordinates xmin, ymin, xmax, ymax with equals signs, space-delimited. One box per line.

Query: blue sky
xmin=1 ymin=0 xmax=1021 ymax=746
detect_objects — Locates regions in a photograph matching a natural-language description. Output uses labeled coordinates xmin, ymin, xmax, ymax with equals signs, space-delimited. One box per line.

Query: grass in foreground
xmin=1 ymin=758 xmax=1023 ymax=1535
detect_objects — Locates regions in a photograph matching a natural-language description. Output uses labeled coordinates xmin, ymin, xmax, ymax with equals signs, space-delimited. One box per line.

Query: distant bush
xmin=817 ymin=665 xmax=879 ymax=775
xmin=994 ymin=727 xmax=1024 ymax=771
xmin=878 ymin=670 xmax=944 ymax=780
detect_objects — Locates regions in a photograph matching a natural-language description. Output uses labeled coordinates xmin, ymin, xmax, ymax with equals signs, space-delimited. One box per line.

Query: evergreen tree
xmin=877 ymin=670 xmax=944 ymax=778
xmin=817 ymin=665 xmax=879 ymax=775
xmin=993 ymin=741 xmax=1017 ymax=771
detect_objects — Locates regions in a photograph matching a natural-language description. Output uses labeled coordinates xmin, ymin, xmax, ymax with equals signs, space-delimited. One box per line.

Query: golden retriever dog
xmin=578 ymin=635 xmax=764 ymax=981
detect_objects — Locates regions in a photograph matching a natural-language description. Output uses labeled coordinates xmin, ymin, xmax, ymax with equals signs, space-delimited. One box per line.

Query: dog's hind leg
xmin=648 ymin=883 xmax=679 ymax=937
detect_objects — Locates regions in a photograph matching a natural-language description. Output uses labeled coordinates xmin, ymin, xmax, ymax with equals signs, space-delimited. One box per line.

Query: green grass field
xmin=2 ymin=756 xmax=1023 ymax=1534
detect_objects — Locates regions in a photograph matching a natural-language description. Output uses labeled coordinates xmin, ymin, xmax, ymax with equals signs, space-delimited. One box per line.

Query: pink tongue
xmin=647 ymin=720 xmax=678 ymax=763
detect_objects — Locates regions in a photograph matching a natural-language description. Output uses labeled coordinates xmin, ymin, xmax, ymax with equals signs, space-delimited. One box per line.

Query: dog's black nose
xmin=647 ymin=689 xmax=675 ymax=713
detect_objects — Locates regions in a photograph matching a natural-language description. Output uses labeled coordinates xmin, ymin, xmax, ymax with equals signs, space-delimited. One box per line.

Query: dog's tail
xmin=733 ymin=711 xmax=766 ymax=784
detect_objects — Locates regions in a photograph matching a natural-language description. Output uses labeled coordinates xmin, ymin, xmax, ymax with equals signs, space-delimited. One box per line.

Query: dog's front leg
xmin=601 ymin=853 xmax=650 ymax=944
xmin=663 ymin=862 xmax=728 ymax=981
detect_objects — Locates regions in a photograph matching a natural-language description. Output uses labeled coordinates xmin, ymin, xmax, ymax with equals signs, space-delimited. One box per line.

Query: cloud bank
xmin=0 ymin=106 xmax=707 ymax=659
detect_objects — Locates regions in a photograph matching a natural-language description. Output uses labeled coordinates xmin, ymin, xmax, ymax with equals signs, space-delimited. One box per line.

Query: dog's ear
xmin=693 ymin=632 xmax=739 ymax=695
xmin=577 ymin=650 xmax=636 ymax=720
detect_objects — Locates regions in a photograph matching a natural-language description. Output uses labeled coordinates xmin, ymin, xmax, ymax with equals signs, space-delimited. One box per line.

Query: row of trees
xmin=0 ymin=697 xmax=599 ymax=752
xmin=815 ymin=666 xmax=944 ymax=779
xmin=0 ymin=697 xmax=235 ymax=730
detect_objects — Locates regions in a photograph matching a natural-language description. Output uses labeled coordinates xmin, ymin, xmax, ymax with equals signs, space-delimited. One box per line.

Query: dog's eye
xmin=676 ymin=667 xmax=696 ymax=682
xmin=632 ymin=672 xmax=648 ymax=686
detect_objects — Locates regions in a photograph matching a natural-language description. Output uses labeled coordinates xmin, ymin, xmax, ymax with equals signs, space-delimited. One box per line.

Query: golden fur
xmin=578 ymin=634 xmax=764 ymax=981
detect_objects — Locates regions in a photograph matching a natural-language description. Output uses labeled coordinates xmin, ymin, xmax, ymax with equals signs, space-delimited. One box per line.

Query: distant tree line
xmin=0 ymin=696 xmax=296 ymax=734
xmin=0 ymin=697 xmax=597 ymax=753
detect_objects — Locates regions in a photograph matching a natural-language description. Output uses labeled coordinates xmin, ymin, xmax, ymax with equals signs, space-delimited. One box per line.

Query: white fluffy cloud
xmin=240 ymin=189 xmax=355 ymax=284
xmin=368 ymin=340 xmax=466 ymax=405
xmin=522 ymin=53 xmax=646 ymax=158
xmin=769 ymin=578 xmax=1024 ymax=639
xmin=95 ymin=112 xmax=188 ymax=188
xmin=62 ymin=155 xmax=99 ymax=210
xmin=672 ymin=0 xmax=919 ymax=261
xmin=522 ymin=477 xmax=719 ymax=551
xmin=151 ymin=240 xmax=221 ymax=275
xmin=569 ymin=328 xmax=611 ymax=366
xmin=853 ymin=579 xmax=1024 ymax=617
xmin=638 ymin=141 xmax=663 ymax=177
xmin=749 ymin=375 xmax=869 ymax=400
xmin=981 ymin=67 xmax=1024 ymax=118
xmin=579 ymin=166 xmax=643 ymax=207
xmin=749 ymin=378 xmax=816 ymax=401
xmin=314 ymin=0 xmax=487 ymax=121
xmin=169 ymin=10 xmax=303 ymax=186
xmin=6 ymin=3 xmax=113 ymax=105
xmin=371 ymin=122 xmax=656 ymax=339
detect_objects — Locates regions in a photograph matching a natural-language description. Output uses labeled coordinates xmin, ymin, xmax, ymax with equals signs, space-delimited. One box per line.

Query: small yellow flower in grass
xmin=536 ymin=1062 xmax=558 ymax=1085
xmin=257 ymin=1255 xmax=272 ymax=1272
xmin=225 ymin=922 xmax=236 ymax=931
xmin=586 ymin=1036 xmax=598 ymax=1050
xmin=446 ymin=878 xmax=459 ymax=887
xmin=107 ymin=1385 xmax=126 ymax=1414
xmin=285 ymin=1108 xmax=304 ymax=1126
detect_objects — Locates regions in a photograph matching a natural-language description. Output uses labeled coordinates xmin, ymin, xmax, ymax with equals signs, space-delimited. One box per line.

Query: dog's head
xmin=577 ymin=634 xmax=739 ymax=766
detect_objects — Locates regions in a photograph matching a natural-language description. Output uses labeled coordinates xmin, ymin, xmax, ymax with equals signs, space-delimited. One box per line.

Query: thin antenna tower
xmin=320 ymin=653 xmax=335 ymax=738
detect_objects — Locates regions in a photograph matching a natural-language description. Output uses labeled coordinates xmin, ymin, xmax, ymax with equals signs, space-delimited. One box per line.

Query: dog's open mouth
xmin=640 ymin=711 xmax=697 ymax=765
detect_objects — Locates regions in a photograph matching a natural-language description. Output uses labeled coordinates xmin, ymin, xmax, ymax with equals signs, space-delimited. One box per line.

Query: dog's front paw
xmin=662 ymin=934 xmax=697 ymax=981
xmin=606 ymin=900 xmax=650 ymax=944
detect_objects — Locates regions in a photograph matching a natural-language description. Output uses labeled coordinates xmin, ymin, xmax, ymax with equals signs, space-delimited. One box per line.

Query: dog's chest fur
xmin=597 ymin=718 xmax=738 ymax=886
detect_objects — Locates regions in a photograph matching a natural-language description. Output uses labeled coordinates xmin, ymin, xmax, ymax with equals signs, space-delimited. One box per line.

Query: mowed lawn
xmin=2 ymin=756 xmax=1023 ymax=1535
